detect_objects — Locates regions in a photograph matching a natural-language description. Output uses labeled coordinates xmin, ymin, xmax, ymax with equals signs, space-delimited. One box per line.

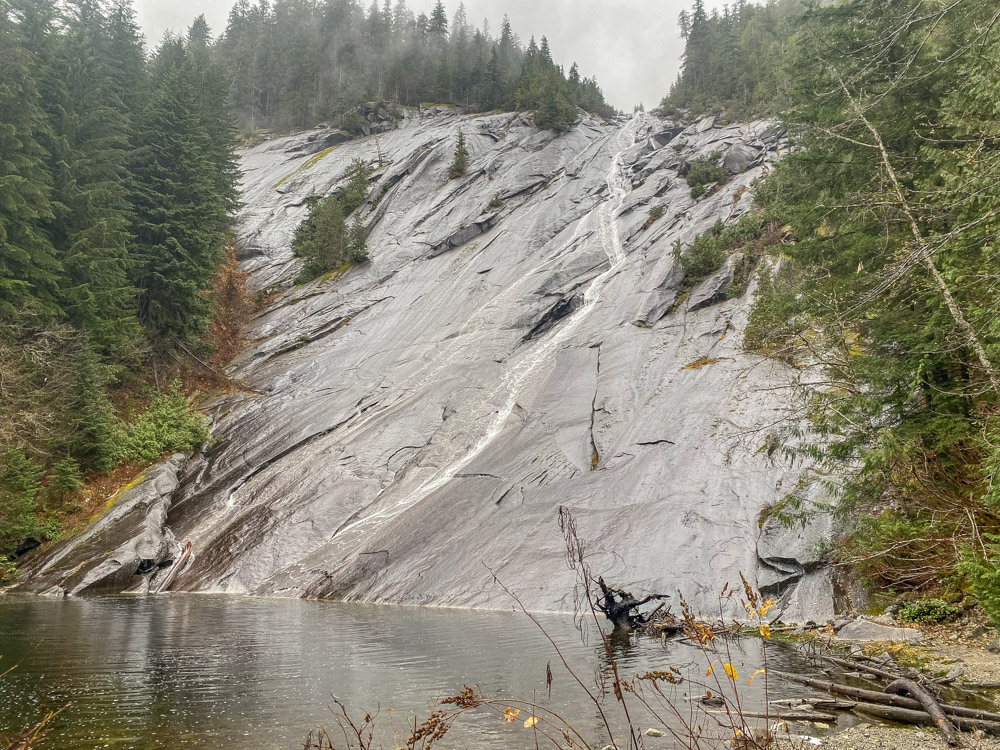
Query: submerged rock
xmin=16 ymin=112 xmax=834 ymax=620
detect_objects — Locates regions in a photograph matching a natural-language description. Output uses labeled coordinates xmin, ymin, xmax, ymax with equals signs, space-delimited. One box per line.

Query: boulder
xmin=834 ymin=619 xmax=924 ymax=644
xmin=775 ymin=568 xmax=836 ymax=625
xmin=686 ymin=253 xmax=744 ymax=311
xmin=13 ymin=454 xmax=188 ymax=596
xmin=723 ymin=143 xmax=762 ymax=174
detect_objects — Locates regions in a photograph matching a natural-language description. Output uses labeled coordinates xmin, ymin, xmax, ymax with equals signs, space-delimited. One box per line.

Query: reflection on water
xmin=0 ymin=596 xmax=824 ymax=749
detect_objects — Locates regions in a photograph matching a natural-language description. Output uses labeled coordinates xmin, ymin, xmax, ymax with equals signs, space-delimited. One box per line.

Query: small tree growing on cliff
xmin=449 ymin=130 xmax=468 ymax=179
xmin=347 ymin=216 xmax=369 ymax=262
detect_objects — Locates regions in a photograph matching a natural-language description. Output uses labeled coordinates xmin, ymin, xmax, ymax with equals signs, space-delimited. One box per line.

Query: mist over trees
xmin=214 ymin=0 xmax=615 ymax=133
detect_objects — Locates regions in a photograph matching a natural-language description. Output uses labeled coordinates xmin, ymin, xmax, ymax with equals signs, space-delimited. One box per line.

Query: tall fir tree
xmin=50 ymin=0 xmax=141 ymax=354
xmin=0 ymin=3 xmax=62 ymax=318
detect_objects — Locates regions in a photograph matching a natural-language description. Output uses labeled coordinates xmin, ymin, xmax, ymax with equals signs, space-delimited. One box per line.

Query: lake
xmin=0 ymin=595 xmax=828 ymax=749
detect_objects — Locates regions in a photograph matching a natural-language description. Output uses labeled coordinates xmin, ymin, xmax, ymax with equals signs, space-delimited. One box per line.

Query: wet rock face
xmin=15 ymin=454 xmax=188 ymax=596
xmin=20 ymin=111 xmax=829 ymax=619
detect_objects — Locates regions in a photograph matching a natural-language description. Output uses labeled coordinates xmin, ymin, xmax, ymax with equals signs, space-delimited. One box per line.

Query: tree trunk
xmin=772 ymin=671 xmax=1000 ymax=723
xmin=884 ymin=678 xmax=961 ymax=746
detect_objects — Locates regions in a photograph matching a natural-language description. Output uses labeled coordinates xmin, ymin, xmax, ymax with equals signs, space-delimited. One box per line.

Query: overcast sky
xmin=134 ymin=0 xmax=730 ymax=110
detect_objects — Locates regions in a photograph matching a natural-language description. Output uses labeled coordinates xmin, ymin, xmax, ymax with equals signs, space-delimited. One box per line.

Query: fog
xmin=135 ymin=0 xmax=731 ymax=110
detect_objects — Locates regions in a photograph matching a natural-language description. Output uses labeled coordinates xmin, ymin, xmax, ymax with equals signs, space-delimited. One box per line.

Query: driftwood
xmin=594 ymin=577 xmax=669 ymax=632
xmin=771 ymin=699 xmax=858 ymax=711
xmin=815 ymin=655 xmax=907 ymax=682
xmin=885 ymin=678 xmax=961 ymax=747
xmin=771 ymin=671 xmax=1000 ymax=724
xmin=707 ymin=709 xmax=836 ymax=722
xmin=155 ymin=541 xmax=192 ymax=594
xmin=854 ymin=703 xmax=1000 ymax=738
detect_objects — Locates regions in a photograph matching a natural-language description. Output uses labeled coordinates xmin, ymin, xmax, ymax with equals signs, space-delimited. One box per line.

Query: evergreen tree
xmin=0 ymin=7 xmax=62 ymax=319
xmin=449 ymin=129 xmax=468 ymax=178
xmin=69 ymin=340 xmax=121 ymax=472
xmin=50 ymin=0 xmax=141 ymax=354
xmin=295 ymin=196 xmax=347 ymax=280
xmin=0 ymin=449 xmax=43 ymax=559
xmin=131 ymin=41 xmax=228 ymax=340
xmin=347 ymin=216 xmax=368 ymax=262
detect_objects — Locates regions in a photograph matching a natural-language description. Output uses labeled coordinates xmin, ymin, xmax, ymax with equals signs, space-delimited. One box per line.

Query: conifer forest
xmin=6 ymin=1 xmax=1000 ymax=747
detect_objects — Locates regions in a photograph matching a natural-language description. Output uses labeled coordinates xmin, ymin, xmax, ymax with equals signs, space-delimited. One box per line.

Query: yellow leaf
xmin=758 ymin=599 xmax=775 ymax=618
xmin=759 ymin=624 xmax=771 ymax=640
xmin=722 ymin=664 xmax=738 ymax=681
xmin=706 ymin=661 xmax=716 ymax=677
xmin=524 ymin=717 xmax=539 ymax=728
xmin=747 ymin=669 xmax=766 ymax=686
xmin=504 ymin=707 xmax=519 ymax=723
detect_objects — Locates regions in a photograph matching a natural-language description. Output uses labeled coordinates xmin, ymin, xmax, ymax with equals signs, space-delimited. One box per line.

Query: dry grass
xmin=683 ymin=356 xmax=730 ymax=370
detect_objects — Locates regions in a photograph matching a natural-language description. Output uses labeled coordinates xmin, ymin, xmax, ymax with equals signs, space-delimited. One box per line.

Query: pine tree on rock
xmin=449 ymin=129 xmax=468 ymax=178
xmin=347 ymin=216 xmax=369 ymax=262
xmin=294 ymin=196 xmax=347 ymax=281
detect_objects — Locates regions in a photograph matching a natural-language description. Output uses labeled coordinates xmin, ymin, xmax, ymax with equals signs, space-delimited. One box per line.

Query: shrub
xmin=487 ymin=193 xmax=502 ymax=212
xmin=959 ymin=539 xmax=1000 ymax=628
xmin=686 ymin=155 xmax=729 ymax=198
xmin=118 ymin=382 xmax=208 ymax=463
xmin=897 ymin=598 xmax=960 ymax=624
xmin=743 ymin=264 xmax=806 ymax=358
xmin=645 ymin=204 xmax=666 ymax=229
xmin=680 ymin=231 xmax=727 ymax=283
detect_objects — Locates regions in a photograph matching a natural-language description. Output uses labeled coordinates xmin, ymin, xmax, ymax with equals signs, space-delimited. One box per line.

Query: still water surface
xmin=0 ymin=596 xmax=824 ymax=749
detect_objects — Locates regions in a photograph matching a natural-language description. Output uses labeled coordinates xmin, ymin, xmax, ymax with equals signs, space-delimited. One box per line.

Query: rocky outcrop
xmin=17 ymin=109 xmax=830 ymax=620
xmin=15 ymin=454 xmax=188 ymax=596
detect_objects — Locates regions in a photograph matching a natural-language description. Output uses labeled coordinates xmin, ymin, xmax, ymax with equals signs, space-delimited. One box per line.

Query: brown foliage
xmin=205 ymin=246 xmax=256 ymax=366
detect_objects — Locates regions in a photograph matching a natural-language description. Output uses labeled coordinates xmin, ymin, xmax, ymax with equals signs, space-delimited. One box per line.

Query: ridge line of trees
xmin=217 ymin=0 xmax=615 ymax=133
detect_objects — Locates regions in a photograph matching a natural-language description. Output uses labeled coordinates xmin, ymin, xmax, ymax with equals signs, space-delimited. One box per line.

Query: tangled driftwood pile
xmin=771 ymin=651 xmax=1000 ymax=746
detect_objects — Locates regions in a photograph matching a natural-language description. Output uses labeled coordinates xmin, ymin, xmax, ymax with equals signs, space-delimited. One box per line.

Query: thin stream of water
xmin=330 ymin=116 xmax=646 ymax=543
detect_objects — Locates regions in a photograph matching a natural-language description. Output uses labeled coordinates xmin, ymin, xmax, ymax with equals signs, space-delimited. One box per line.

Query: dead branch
xmin=884 ymin=678 xmax=962 ymax=746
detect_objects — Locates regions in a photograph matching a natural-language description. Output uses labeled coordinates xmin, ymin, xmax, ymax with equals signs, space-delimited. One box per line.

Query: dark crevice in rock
xmin=428 ymin=214 xmax=498 ymax=258
xmin=495 ymin=485 xmax=516 ymax=506
xmin=385 ymin=445 xmax=425 ymax=471
xmin=264 ymin=298 xmax=389 ymax=362
xmin=589 ymin=344 xmax=603 ymax=471
xmin=637 ymin=439 xmax=676 ymax=447
xmin=522 ymin=294 xmax=583 ymax=344
xmin=225 ymin=417 xmax=355 ymax=501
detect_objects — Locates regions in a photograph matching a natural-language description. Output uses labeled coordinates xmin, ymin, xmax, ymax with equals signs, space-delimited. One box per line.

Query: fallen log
xmin=771 ymin=699 xmax=857 ymax=711
xmin=815 ymin=655 xmax=903 ymax=682
xmin=885 ymin=678 xmax=960 ymax=746
xmin=705 ymin=710 xmax=837 ymax=723
xmin=155 ymin=541 xmax=192 ymax=594
xmin=854 ymin=703 xmax=1000 ymax=737
xmin=771 ymin=671 xmax=1000 ymax=724
xmin=595 ymin=577 xmax=669 ymax=632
